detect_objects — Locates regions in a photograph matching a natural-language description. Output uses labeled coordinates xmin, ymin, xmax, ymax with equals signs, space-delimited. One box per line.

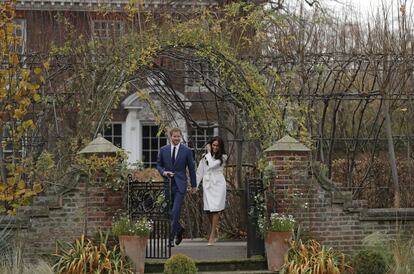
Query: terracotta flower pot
xmin=119 ymin=235 xmax=148 ymax=274
xmin=264 ymin=231 xmax=292 ymax=272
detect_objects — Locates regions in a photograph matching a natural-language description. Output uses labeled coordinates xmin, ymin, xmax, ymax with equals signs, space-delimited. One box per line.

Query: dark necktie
xmin=172 ymin=146 xmax=176 ymax=165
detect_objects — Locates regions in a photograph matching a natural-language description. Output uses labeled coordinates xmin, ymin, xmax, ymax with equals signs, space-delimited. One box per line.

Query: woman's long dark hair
xmin=209 ymin=136 xmax=226 ymax=166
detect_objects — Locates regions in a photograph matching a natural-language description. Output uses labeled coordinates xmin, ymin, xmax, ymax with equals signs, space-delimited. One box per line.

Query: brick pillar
xmin=87 ymin=185 xmax=124 ymax=234
xmin=264 ymin=135 xmax=311 ymax=219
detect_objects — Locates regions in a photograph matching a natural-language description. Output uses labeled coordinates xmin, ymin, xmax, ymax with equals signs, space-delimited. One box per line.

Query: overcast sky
xmin=343 ymin=0 xmax=381 ymax=10
xmin=329 ymin=0 xmax=384 ymax=13
xmin=326 ymin=0 xmax=411 ymax=20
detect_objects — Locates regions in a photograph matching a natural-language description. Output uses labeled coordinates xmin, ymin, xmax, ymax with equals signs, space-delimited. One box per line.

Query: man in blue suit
xmin=157 ymin=127 xmax=197 ymax=247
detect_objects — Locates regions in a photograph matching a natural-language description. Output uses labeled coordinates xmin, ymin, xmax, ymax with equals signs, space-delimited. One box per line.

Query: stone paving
xmin=171 ymin=238 xmax=248 ymax=261
xmin=146 ymin=238 xmax=273 ymax=273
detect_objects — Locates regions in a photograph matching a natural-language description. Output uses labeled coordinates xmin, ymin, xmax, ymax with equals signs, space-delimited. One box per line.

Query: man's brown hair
xmin=169 ymin=127 xmax=182 ymax=136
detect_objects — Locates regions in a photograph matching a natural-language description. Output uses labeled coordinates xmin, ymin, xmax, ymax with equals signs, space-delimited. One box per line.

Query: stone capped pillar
xmin=264 ymin=135 xmax=311 ymax=217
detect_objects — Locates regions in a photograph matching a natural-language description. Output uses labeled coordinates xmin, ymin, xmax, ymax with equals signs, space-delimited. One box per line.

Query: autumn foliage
xmin=0 ymin=0 xmax=47 ymax=214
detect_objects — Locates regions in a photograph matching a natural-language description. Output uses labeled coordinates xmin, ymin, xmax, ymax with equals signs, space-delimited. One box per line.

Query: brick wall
xmin=266 ymin=146 xmax=414 ymax=253
xmin=5 ymin=137 xmax=414 ymax=260
xmin=13 ymin=182 xmax=124 ymax=259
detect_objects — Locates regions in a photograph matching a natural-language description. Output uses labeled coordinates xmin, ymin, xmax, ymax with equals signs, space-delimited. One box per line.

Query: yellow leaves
xmin=33 ymin=182 xmax=42 ymax=193
xmin=22 ymin=119 xmax=35 ymax=130
xmin=20 ymin=97 xmax=31 ymax=107
xmin=21 ymin=69 xmax=30 ymax=80
xmin=43 ymin=61 xmax=50 ymax=69
xmin=6 ymin=24 xmax=14 ymax=35
xmin=0 ymin=87 xmax=5 ymax=99
xmin=34 ymin=67 xmax=42 ymax=75
xmin=13 ymin=108 xmax=25 ymax=119
xmin=9 ymin=53 xmax=18 ymax=66
xmin=125 ymin=0 xmax=143 ymax=18
xmin=280 ymin=239 xmax=352 ymax=274
xmin=33 ymin=93 xmax=41 ymax=102
xmin=15 ymin=188 xmax=26 ymax=196
xmin=128 ymin=59 xmax=137 ymax=74
xmin=17 ymin=180 xmax=26 ymax=189
xmin=0 ymin=0 xmax=47 ymax=216
xmin=55 ymin=235 xmax=133 ymax=274
xmin=102 ymin=259 xmax=111 ymax=270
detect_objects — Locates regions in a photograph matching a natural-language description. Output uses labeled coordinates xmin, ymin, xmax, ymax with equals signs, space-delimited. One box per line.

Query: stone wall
xmin=266 ymin=142 xmax=414 ymax=253
xmin=9 ymin=182 xmax=124 ymax=259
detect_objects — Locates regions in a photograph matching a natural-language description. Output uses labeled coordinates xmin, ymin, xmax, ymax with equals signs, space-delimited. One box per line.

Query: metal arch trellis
xmin=25 ymin=42 xmax=414 ymax=209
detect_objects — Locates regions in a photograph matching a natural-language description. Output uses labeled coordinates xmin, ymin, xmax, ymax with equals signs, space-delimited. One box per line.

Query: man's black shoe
xmin=175 ymin=228 xmax=185 ymax=246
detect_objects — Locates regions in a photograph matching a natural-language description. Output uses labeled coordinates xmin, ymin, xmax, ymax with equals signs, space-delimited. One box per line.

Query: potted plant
xmin=259 ymin=213 xmax=295 ymax=272
xmin=112 ymin=216 xmax=153 ymax=274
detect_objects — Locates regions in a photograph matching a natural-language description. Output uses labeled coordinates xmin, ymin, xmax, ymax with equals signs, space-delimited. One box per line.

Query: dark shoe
xmin=175 ymin=228 xmax=185 ymax=246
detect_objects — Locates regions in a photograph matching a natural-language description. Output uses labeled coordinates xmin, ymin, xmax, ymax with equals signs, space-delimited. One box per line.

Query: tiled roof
xmin=16 ymin=0 xmax=217 ymax=11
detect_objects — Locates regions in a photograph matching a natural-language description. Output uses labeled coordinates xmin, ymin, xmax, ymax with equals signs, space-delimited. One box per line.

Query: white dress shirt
xmin=171 ymin=143 xmax=180 ymax=160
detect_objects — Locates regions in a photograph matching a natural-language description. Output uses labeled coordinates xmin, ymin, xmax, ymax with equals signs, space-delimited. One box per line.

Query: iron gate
xmin=127 ymin=175 xmax=171 ymax=259
xmin=245 ymin=177 xmax=265 ymax=257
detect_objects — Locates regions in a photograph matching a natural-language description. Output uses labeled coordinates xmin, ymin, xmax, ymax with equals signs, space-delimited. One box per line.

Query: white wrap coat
xmin=196 ymin=153 xmax=227 ymax=212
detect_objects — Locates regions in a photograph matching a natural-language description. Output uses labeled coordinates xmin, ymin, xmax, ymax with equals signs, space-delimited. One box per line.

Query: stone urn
xmin=119 ymin=235 xmax=148 ymax=274
xmin=264 ymin=231 xmax=292 ymax=272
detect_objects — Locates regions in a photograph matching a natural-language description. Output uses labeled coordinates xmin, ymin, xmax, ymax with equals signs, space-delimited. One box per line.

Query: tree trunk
xmin=383 ymin=98 xmax=400 ymax=207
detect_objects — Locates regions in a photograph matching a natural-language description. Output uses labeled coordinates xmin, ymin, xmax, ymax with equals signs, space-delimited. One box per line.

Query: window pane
xmin=151 ymin=126 xmax=158 ymax=136
xmin=102 ymin=123 xmax=122 ymax=148
xmin=142 ymin=138 xmax=150 ymax=149
xmin=151 ymin=138 xmax=158 ymax=149
xmin=197 ymin=141 xmax=204 ymax=149
xmin=142 ymin=151 xmax=150 ymax=162
xmin=188 ymin=124 xmax=217 ymax=157
xmin=104 ymin=126 xmax=112 ymax=136
xmin=141 ymin=124 xmax=165 ymax=167
xmin=160 ymin=138 xmax=167 ymax=146
xmin=113 ymin=124 xmax=122 ymax=135
xmin=113 ymin=137 xmax=122 ymax=148
xmin=151 ymin=151 xmax=158 ymax=163
xmin=143 ymin=126 xmax=149 ymax=137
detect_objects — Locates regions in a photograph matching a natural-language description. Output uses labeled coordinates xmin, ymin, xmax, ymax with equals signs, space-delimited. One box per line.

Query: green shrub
xmin=163 ymin=253 xmax=197 ymax=274
xmin=352 ymin=249 xmax=387 ymax=274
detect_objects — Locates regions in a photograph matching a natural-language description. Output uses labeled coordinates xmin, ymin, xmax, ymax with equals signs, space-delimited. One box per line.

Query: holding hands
xmin=163 ymin=171 xmax=175 ymax=177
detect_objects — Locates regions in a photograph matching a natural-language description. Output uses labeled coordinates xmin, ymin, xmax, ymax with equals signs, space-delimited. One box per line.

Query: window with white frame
xmin=187 ymin=124 xmax=217 ymax=156
xmin=91 ymin=20 xmax=124 ymax=39
xmin=13 ymin=19 xmax=26 ymax=55
xmin=102 ymin=123 xmax=122 ymax=148
xmin=142 ymin=125 xmax=167 ymax=168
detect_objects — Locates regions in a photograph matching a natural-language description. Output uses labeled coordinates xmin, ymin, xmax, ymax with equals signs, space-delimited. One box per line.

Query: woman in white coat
xmin=196 ymin=136 xmax=227 ymax=246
